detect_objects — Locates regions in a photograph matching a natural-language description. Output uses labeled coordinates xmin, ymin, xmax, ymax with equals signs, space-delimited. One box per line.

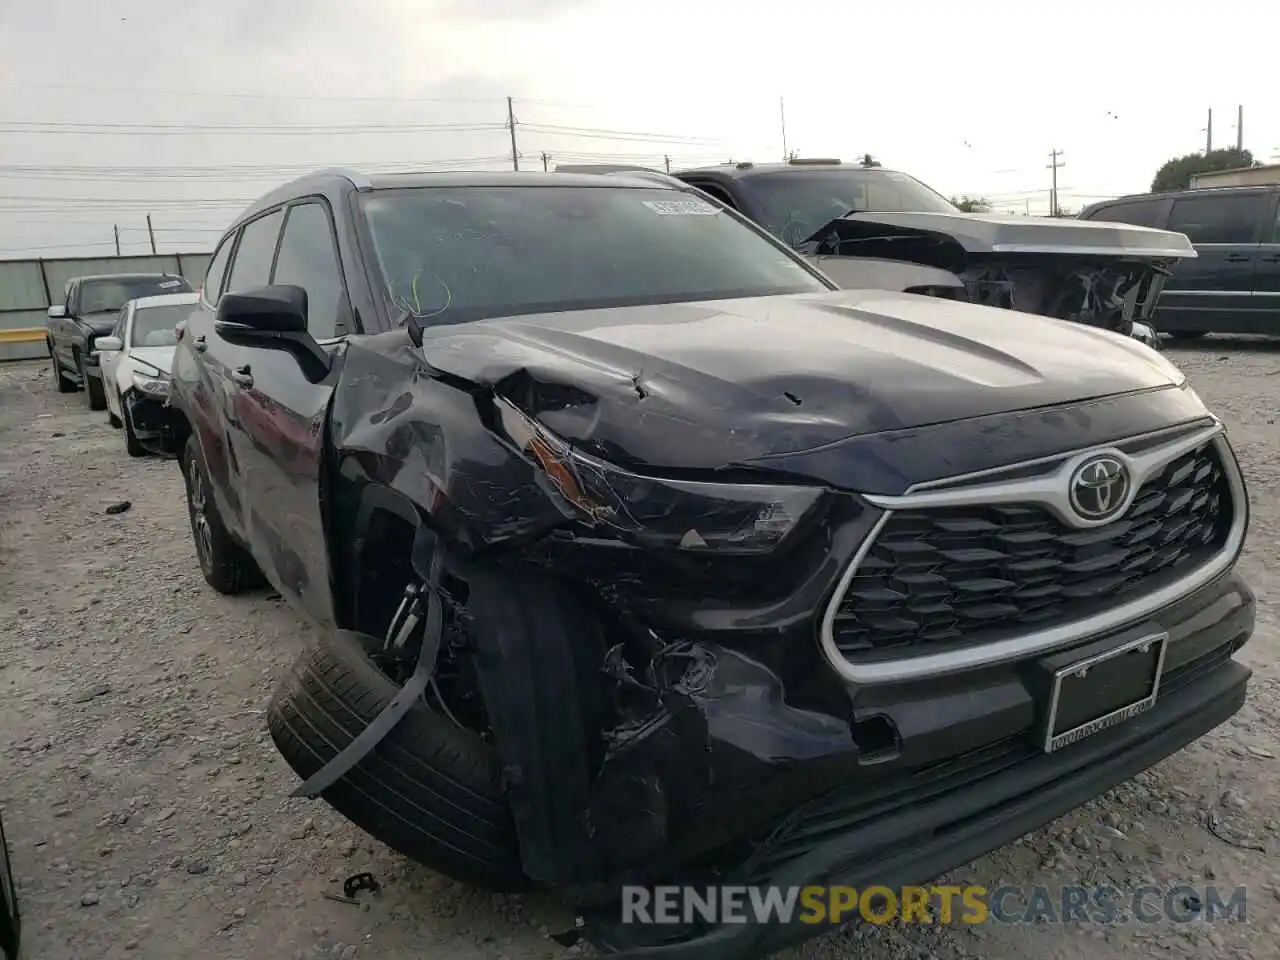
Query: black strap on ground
xmin=291 ymin=549 xmax=446 ymax=799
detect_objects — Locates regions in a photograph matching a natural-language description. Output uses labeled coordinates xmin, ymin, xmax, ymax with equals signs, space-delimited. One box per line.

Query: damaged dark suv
xmin=168 ymin=169 xmax=1254 ymax=960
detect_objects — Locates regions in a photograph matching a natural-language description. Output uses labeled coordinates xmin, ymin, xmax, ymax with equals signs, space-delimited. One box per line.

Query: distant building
xmin=1190 ymin=163 xmax=1280 ymax=188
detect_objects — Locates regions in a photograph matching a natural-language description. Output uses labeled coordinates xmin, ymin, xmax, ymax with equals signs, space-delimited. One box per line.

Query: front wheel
xmin=181 ymin=435 xmax=264 ymax=593
xmin=122 ymin=401 xmax=146 ymax=457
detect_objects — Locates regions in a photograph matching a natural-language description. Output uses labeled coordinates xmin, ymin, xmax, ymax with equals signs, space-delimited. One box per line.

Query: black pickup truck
xmin=46 ymin=272 xmax=193 ymax=410
xmin=170 ymin=168 xmax=1252 ymax=960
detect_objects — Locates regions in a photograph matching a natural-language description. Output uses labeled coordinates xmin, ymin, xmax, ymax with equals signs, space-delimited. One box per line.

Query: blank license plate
xmin=1042 ymin=631 xmax=1169 ymax=753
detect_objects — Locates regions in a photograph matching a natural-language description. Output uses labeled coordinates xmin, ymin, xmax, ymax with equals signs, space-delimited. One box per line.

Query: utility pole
xmin=1235 ymin=105 xmax=1243 ymax=152
xmin=664 ymin=155 xmax=671 ymax=173
xmin=506 ymin=96 xmax=520 ymax=171
xmin=113 ymin=224 xmax=121 ymax=256
xmin=146 ymin=214 xmax=157 ymax=254
xmin=1206 ymin=107 xmax=1213 ymax=154
xmin=779 ymin=96 xmax=788 ymax=161
xmin=541 ymin=152 xmax=549 ymax=172
xmin=1046 ymin=149 xmax=1065 ymax=217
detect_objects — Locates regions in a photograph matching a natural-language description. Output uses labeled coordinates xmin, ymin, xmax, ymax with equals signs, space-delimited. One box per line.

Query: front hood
xmin=128 ymin=345 xmax=175 ymax=375
xmin=82 ymin=314 xmax=119 ymax=335
xmin=419 ymin=289 xmax=1185 ymax=470
xmin=807 ymin=210 xmax=1197 ymax=260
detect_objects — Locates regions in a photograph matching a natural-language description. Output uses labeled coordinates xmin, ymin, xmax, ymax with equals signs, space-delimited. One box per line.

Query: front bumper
xmin=583 ymin=572 xmax=1253 ymax=959
xmin=123 ymin=389 xmax=176 ymax=454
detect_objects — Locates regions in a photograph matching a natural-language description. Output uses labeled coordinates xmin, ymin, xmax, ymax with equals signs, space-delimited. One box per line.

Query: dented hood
xmin=419 ymin=289 xmax=1185 ymax=470
xmin=810 ymin=211 xmax=1198 ymax=259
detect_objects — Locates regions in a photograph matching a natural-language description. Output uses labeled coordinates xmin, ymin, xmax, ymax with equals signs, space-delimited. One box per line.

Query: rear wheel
xmin=181 ymin=435 xmax=264 ymax=593
xmin=76 ymin=353 xmax=107 ymax=411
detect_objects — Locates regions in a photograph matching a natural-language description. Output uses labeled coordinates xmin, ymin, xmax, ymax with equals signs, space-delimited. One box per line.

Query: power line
xmin=0 ymin=120 xmax=508 ymax=136
xmin=2 ymin=80 xmax=505 ymax=105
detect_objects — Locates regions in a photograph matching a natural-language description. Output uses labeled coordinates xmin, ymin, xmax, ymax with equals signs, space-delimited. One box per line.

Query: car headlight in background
xmin=494 ymin=397 xmax=823 ymax=553
xmin=131 ymin=369 xmax=170 ymax=398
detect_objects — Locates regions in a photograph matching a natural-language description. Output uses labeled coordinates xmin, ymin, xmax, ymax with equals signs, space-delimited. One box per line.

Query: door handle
xmin=1260 ymin=254 xmax=1280 ymax=262
xmin=1223 ymin=253 xmax=1251 ymax=262
xmin=193 ymin=335 xmax=207 ymax=352
xmin=231 ymin=365 xmax=253 ymax=389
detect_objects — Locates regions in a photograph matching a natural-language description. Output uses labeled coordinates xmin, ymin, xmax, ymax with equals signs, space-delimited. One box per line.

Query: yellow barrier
xmin=0 ymin=327 xmax=46 ymax=345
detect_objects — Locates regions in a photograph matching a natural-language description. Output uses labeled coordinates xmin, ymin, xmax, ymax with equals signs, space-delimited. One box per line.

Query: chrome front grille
xmin=820 ymin=424 xmax=1246 ymax=683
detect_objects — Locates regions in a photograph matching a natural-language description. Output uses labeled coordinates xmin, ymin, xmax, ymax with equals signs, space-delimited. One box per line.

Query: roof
xmin=234 ymin=168 xmax=688 ymax=227
xmin=74 ymin=272 xmax=184 ymax=283
xmin=1082 ymin=183 xmax=1274 ymax=211
xmin=130 ymin=292 xmax=201 ymax=309
xmin=675 ymin=161 xmax=904 ymax=181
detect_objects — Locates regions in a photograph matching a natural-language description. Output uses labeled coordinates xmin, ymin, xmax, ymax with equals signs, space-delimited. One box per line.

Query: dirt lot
xmin=0 ymin=339 xmax=1277 ymax=960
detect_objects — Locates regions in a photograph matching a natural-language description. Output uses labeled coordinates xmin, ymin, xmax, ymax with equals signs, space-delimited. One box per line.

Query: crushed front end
xmin=477 ymin=399 xmax=1254 ymax=959
xmin=804 ymin=212 xmax=1196 ymax=340
xmin=123 ymin=387 xmax=177 ymax=455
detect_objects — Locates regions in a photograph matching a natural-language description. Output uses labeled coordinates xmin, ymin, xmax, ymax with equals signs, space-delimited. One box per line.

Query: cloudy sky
xmin=1 ymin=0 xmax=1276 ymax=259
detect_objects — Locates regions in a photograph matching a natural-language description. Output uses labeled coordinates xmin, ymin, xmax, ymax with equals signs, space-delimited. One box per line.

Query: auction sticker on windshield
xmin=642 ymin=198 xmax=719 ymax=216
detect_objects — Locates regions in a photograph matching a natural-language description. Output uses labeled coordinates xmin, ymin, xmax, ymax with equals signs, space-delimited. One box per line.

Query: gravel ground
xmin=0 ymin=338 xmax=1277 ymax=960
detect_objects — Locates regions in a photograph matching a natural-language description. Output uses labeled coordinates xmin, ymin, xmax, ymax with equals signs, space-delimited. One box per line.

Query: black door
xmin=211 ymin=207 xmax=286 ymax=538
xmin=234 ymin=199 xmax=351 ymax=628
xmin=1157 ymin=190 xmax=1271 ymax=334
xmin=1248 ymin=191 xmax=1280 ymax=332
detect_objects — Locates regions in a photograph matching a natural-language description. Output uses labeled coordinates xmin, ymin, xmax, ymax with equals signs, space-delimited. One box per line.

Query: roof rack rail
xmin=309 ymin=167 xmax=374 ymax=191
xmin=787 ymin=157 xmax=842 ymax=166
xmin=553 ymin=164 xmax=685 ymax=188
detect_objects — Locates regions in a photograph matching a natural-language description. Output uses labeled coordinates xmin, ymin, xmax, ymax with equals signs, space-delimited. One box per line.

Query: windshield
xmin=360 ymin=185 xmax=829 ymax=325
xmin=739 ymin=170 xmax=959 ymax=246
xmin=80 ymin=277 xmax=192 ymax=314
xmin=130 ymin=302 xmax=193 ymax=347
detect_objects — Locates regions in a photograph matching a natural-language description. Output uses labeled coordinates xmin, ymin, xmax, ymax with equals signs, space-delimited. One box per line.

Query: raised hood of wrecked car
xmin=128 ymin=345 xmax=175 ymax=375
xmin=812 ymin=211 xmax=1198 ymax=259
xmin=418 ymin=289 xmax=1185 ymax=471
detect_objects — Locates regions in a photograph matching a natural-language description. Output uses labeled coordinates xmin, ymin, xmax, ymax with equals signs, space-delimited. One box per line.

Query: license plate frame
xmin=1042 ymin=631 xmax=1169 ymax=754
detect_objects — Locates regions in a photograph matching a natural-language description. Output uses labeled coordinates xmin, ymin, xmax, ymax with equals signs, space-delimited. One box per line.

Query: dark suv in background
xmin=1080 ymin=185 xmax=1280 ymax=338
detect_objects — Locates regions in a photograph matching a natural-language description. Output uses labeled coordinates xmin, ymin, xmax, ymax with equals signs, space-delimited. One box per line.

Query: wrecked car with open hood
xmin=666 ymin=159 xmax=1193 ymax=349
xmin=167 ymin=168 xmax=1254 ymax=959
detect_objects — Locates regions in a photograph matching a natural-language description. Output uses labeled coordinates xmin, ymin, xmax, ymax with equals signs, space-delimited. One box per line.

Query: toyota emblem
xmin=1068 ymin=455 xmax=1131 ymax=523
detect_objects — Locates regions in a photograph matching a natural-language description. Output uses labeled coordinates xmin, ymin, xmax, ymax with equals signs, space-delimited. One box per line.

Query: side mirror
xmin=215 ymin=284 xmax=308 ymax=335
xmin=214 ymin=284 xmax=330 ymax=382
xmin=95 ymin=336 xmax=123 ymax=353
xmin=47 ymin=305 xmax=66 ymax=319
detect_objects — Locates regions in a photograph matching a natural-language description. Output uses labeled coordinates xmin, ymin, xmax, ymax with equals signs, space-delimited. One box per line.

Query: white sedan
xmin=92 ymin=292 xmax=199 ymax=456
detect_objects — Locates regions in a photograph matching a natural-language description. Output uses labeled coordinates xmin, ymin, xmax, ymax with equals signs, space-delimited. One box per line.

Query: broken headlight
xmin=131 ymin=368 xmax=170 ymax=398
xmin=496 ymin=398 xmax=823 ymax=554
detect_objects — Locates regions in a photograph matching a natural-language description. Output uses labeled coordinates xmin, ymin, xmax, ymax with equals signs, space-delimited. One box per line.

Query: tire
xmin=76 ymin=352 xmax=107 ymax=411
xmin=181 ymin=434 xmax=264 ymax=593
xmin=50 ymin=344 xmax=75 ymax=393
xmin=108 ymin=408 xmax=122 ymax=429
xmin=267 ymin=629 xmax=527 ymax=891
xmin=122 ymin=402 xmax=146 ymax=457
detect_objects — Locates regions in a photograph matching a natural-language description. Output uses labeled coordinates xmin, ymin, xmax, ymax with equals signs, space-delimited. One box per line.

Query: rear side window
xmin=1166 ymin=194 xmax=1263 ymax=244
xmin=271 ymin=202 xmax=346 ymax=340
xmin=202 ymin=236 xmax=234 ymax=306
xmin=225 ymin=209 xmax=285 ymax=294
xmin=1086 ymin=198 xmax=1163 ymax=228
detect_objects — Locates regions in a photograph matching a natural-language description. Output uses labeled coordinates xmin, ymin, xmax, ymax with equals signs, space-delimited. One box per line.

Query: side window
xmin=1087 ymin=198 xmax=1163 ymax=228
xmin=202 ymin=234 xmax=235 ymax=306
xmin=110 ymin=308 xmax=127 ymax=340
xmin=1166 ymin=194 xmax=1263 ymax=245
xmin=225 ymin=209 xmax=285 ymax=294
xmin=1270 ymin=202 xmax=1280 ymax=244
xmin=270 ymin=202 xmax=346 ymax=340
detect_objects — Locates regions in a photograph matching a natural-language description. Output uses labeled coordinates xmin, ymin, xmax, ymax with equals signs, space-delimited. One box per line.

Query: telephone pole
xmin=779 ymin=96 xmax=788 ymax=161
xmin=146 ymin=214 xmax=157 ymax=254
xmin=113 ymin=224 xmax=121 ymax=256
xmin=1206 ymin=107 xmax=1213 ymax=154
xmin=1235 ymin=105 xmax=1243 ymax=152
xmin=541 ymin=152 xmax=549 ymax=172
xmin=1047 ymin=149 xmax=1065 ymax=217
xmin=664 ymin=155 xmax=671 ymax=173
xmin=506 ymin=96 xmax=520 ymax=171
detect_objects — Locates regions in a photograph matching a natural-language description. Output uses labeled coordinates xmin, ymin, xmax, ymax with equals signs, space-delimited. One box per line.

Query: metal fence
xmin=0 ymin=252 xmax=213 ymax=362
